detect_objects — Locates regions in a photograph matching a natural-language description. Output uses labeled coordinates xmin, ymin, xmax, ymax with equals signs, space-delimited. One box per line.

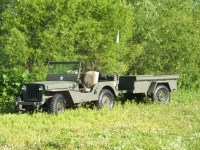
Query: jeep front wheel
xmin=49 ymin=94 xmax=66 ymax=114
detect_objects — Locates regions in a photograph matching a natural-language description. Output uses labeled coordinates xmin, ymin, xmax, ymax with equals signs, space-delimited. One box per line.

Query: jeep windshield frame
xmin=46 ymin=62 xmax=81 ymax=81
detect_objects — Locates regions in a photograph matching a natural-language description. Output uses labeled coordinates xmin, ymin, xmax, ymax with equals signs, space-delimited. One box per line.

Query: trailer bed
xmin=118 ymin=75 xmax=179 ymax=94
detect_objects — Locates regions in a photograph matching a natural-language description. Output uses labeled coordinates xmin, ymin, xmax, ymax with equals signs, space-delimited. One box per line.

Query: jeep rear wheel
xmin=96 ymin=89 xmax=114 ymax=109
xmin=49 ymin=94 xmax=66 ymax=114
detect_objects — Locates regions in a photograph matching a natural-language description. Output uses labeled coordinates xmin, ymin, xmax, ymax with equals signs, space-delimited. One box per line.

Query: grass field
xmin=0 ymin=89 xmax=200 ymax=150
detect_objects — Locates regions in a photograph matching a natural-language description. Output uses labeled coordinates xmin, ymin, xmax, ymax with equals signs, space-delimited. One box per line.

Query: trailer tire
xmin=96 ymin=89 xmax=114 ymax=109
xmin=49 ymin=94 xmax=66 ymax=114
xmin=152 ymin=85 xmax=170 ymax=103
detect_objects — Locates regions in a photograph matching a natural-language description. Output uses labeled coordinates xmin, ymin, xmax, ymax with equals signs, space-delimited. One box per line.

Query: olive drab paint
xmin=15 ymin=61 xmax=179 ymax=113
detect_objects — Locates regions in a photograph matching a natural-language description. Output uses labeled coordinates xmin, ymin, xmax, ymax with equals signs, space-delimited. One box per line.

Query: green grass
xmin=0 ymin=89 xmax=200 ymax=150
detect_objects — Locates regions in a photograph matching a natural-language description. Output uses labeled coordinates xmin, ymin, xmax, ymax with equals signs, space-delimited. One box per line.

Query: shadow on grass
xmin=0 ymin=97 xmax=153 ymax=114
xmin=119 ymin=93 xmax=154 ymax=105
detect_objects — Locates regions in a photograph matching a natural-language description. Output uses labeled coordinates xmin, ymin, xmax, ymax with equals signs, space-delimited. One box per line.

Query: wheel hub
xmin=57 ymin=100 xmax=64 ymax=112
xmin=102 ymin=95 xmax=111 ymax=107
xmin=157 ymin=90 xmax=167 ymax=102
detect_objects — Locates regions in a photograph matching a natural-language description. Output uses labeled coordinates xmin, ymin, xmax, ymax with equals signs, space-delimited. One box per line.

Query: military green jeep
xmin=16 ymin=62 xmax=118 ymax=113
xmin=16 ymin=61 xmax=179 ymax=114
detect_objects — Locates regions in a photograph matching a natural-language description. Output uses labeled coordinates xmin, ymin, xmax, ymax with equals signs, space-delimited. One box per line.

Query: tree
xmin=0 ymin=0 xmax=141 ymax=76
xmin=128 ymin=0 xmax=200 ymax=89
xmin=0 ymin=0 xmax=143 ymax=105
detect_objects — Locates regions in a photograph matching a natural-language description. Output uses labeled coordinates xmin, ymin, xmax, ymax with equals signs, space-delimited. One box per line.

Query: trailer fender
xmin=147 ymin=82 xmax=157 ymax=96
xmin=147 ymin=82 xmax=171 ymax=96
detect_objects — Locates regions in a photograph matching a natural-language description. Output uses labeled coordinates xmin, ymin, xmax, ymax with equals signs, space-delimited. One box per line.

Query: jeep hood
xmin=28 ymin=81 xmax=77 ymax=91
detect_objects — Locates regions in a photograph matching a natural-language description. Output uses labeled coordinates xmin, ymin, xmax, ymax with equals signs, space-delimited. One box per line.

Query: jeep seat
xmin=83 ymin=71 xmax=99 ymax=92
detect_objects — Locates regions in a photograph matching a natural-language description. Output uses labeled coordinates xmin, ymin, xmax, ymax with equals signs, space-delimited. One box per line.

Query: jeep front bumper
xmin=16 ymin=101 xmax=43 ymax=111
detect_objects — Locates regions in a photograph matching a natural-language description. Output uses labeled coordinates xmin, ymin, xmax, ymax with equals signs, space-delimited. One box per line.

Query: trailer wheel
xmin=49 ymin=94 xmax=66 ymax=114
xmin=152 ymin=85 xmax=170 ymax=103
xmin=96 ymin=89 xmax=114 ymax=108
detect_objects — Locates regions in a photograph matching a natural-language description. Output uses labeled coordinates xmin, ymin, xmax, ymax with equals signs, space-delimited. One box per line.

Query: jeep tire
xmin=96 ymin=89 xmax=114 ymax=108
xmin=49 ymin=94 xmax=66 ymax=114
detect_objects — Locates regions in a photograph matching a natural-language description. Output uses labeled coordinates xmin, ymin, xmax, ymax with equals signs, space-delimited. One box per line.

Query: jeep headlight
xmin=21 ymin=85 xmax=26 ymax=91
xmin=39 ymin=85 xmax=44 ymax=91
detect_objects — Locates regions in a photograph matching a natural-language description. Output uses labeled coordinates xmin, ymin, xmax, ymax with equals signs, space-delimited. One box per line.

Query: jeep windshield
xmin=48 ymin=62 xmax=80 ymax=75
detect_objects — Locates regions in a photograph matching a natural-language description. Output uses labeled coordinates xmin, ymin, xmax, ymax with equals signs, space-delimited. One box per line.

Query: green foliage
xmin=0 ymin=0 xmax=200 ymax=105
xmin=0 ymin=90 xmax=200 ymax=149
xmin=0 ymin=0 xmax=140 ymax=104
xmin=0 ymin=0 xmax=139 ymax=75
xmin=1 ymin=28 xmax=31 ymax=68
xmin=0 ymin=67 xmax=35 ymax=112
xmin=128 ymin=0 xmax=200 ymax=89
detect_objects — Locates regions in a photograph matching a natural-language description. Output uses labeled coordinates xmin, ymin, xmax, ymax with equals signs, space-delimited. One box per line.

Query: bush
xmin=0 ymin=67 xmax=36 ymax=112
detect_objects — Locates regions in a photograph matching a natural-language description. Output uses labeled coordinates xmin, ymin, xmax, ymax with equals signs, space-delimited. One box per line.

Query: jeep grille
xmin=23 ymin=84 xmax=43 ymax=102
